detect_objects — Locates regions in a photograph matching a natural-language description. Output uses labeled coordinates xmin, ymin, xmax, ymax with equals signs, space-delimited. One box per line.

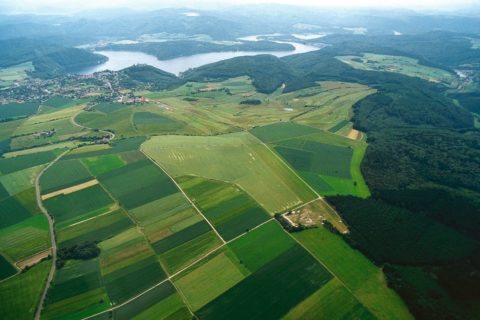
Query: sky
xmin=1 ymin=0 xmax=478 ymax=14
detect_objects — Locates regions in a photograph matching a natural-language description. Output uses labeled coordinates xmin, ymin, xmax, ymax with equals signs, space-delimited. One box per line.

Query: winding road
xmin=34 ymin=150 xmax=69 ymax=320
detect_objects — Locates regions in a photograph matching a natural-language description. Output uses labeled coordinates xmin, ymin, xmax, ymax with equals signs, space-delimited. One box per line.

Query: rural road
xmin=34 ymin=151 xmax=69 ymax=320
xmin=70 ymin=109 xmax=115 ymax=141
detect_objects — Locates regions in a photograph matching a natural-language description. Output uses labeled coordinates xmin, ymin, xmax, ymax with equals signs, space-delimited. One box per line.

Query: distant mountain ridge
xmin=0 ymin=38 xmax=106 ymax=78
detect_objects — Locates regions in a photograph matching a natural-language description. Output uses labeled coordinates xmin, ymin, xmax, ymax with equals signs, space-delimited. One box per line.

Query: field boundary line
xmin=34 ymin=150 xmax=69 ymax=320
xmin=249 ymin=132 xmax=350 ymax=229
xmin=81 ymin=216 xmax=276 ymax=320
xmin=284 ymin=227 xmax=370 ymax=316
xmin=141 ymin=148 xmax=226 ymax=244
xmin=70 ymin=109 xmax=115 ymax=141
xmin=82 ymin=244 xmax=226 ymax=320
xmin=249 ymin=132 xmax=321 ymax=198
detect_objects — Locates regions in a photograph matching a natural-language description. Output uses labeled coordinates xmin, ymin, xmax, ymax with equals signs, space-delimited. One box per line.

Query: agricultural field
xmin=0 ymin=62 xmax=33 ymax=87
xmin=251 ymin=122 xmax=370 ymax=197
xmin=0 ymin=102 xmax=39 ymax=121
xmin=147 ymin=79 xmax=373 ymax=135
xmin=178 ymin=175 xmax=271 ymax=241
xmin=0 ymin=71 xmax=407 ymax=320
xmin=293 ymin=226 xmax=412 ymax=320
xmin=142 ymin=132 xmax=317 ymax=213
xmin=8 ymin=102 xmax=102 ymax=151
xmin=0 ymin=260 xmax=51 ymax=320
xmin=337 ymin=53 xmax=457 ymax=86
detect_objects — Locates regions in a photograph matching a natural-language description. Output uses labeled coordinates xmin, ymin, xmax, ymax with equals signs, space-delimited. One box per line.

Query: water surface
xmin=80 ymin=41 xmax=318 ymax=76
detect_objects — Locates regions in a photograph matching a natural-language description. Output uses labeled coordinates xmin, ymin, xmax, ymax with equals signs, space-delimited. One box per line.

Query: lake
xmin=79 ymin=41 xmax=318 ymax=76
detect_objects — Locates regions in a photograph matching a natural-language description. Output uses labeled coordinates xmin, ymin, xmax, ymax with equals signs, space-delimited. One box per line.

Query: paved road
xmin=34 ymin=151 xmax=68 ymax=320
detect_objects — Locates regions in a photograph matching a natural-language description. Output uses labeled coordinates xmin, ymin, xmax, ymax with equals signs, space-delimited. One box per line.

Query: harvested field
xmin=41 ymin=179 xmax=99 ymax=200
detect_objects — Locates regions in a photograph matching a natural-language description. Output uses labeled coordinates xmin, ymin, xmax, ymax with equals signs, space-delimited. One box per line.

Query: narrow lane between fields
xmin=34 ymin=150 xmax=69 ymax=320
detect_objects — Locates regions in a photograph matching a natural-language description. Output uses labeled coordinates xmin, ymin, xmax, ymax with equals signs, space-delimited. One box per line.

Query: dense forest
xmin=0 ymin=38 xmax=106 ymax=78
xmin=119 ymin=65 xmax=183 ymax=90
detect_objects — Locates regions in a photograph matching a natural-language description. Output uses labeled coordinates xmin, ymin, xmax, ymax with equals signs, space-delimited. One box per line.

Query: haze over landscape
xmin=0 ymin=1 xmax=479 ymax=320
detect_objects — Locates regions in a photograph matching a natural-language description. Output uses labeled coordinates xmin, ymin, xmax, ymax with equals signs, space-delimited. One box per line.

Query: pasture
xmin=142 ymin=132 xmax=316 ymax=213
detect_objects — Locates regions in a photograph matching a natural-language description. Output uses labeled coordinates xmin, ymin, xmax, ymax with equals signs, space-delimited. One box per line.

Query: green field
xmin=0 ymin=260 xmax=51 ymax=320
xmin=197 ymin=245 xmax=332 ymax=320
xmin=159 ymin=230 xmax=223 ymax=274
xmin=40 ymin=159 xmax=93 ymax=194
xmin=0 ymin=215 xmax=50 ymax=261
xmin=0 ymin=102 xmax=39 ymax=120
xmin=293 ymin=227 xmax=412 ymax=319
xmin=43 ymin=184 xmax=114 ymax=224
xmin=0 ymin=62 xmax=33 ymax=87
xmin=228 ymin=220 xmax=295 ymax=272
xmin=44 ymin=259 xmax=111 ymax=320
xmin=81 ymin=154 xmax=125 ymax=176
xmin=113 ymin=281 xmax=189 ymax=320
xmin=0 ymin=254 xmax=17 ymax=280
xmin=252 ymin=122 xmax=370 ymax=197
xmin=179 ymin=176 xmax=270 ymax=241
xmin=57 ymin=208 xmax=133 ymax=248
xmin=337 ymin=53 xmax=457 ymax=86
xmin=143 ymin=132 xmax=316 ymax=213
xmin=174 ymin=248 xmax=248 ymax=311
xmin=0 ymin=164 xmax=42 ymax=196
xmin=98 ymin=158 xmax=178 ymax=209
xmin=104 ymin=256 xmax=166 ymax=304
xmin=283 ymin=278 xmax=375 ymax=320
xmin=0 ymin=151 xmax=56 ymax=174
xmin=129 ymin=192 xmax=201 ymax=243
xmin=0 ymin=195 xmax=33 ymax=228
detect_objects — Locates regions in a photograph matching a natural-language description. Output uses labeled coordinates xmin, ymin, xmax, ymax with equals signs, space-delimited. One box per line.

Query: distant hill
xmin=182 ymin=54 xmax=306 ymax=93
xmin=100 ymin=40 xmax=294 ymax=60
xmin=0 ymin=38 xmax=106 ymax=78
xmin=119 ymin=64 xmax=184 ymax=90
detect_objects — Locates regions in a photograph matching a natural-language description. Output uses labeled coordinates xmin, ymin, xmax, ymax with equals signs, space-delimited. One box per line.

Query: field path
xmin=34 ymin=150 xmax=69 ymax=320
xmin=81 ymin=217 xmax=274 ymax=320
xmin=249 ymin=132 xmax=351 ymax=235
xmin=70 ymin=109 xmax=116 ymax=141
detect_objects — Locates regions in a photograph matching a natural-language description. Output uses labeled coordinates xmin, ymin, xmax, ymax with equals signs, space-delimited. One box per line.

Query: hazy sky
xmin=2 ymin=0 xmax=478 ymax=14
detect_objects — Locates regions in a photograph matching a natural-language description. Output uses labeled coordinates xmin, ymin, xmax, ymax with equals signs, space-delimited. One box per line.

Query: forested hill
xmin=0 ymin=38 xmax=107 ymax=78
xmin=183 ymin=54 xmax=303 ymax=93
xmin=100 ymin=40 xmax=294 ymax=60
xmin=119 ymin=64 xmax=184 ymax=90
